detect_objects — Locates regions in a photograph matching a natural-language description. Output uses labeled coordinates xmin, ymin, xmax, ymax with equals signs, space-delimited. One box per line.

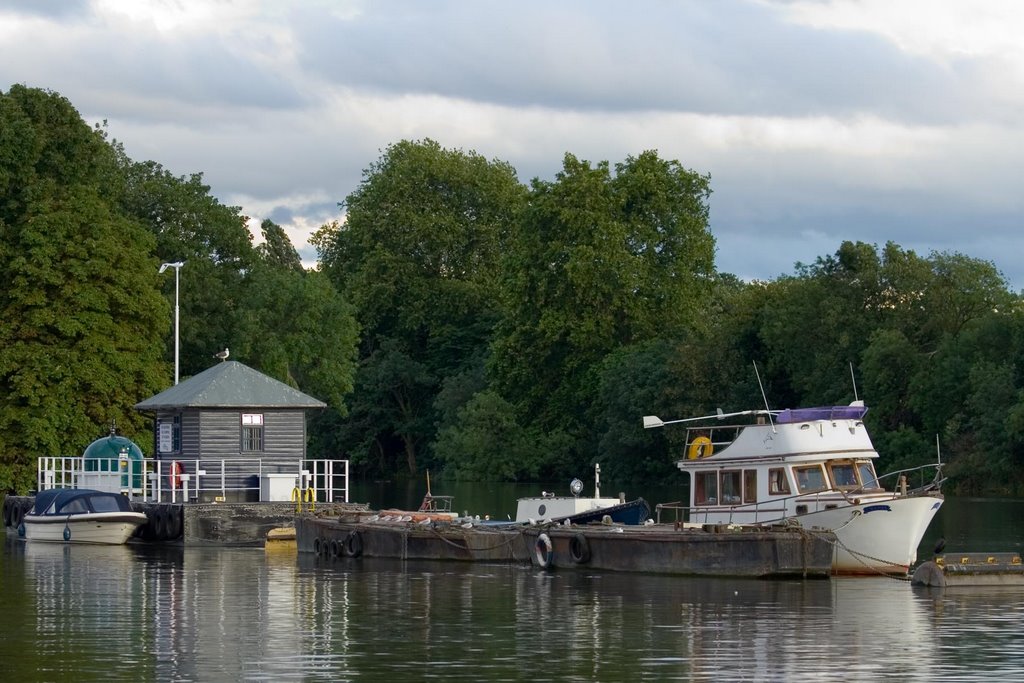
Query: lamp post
xmin=158 ymin=261 xmax=185 ymax=384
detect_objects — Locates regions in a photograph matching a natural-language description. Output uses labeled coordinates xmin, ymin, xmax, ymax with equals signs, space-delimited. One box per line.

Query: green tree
xmin=117 ymin=159 xmax=257 ymax=379
xmin=313 ymin=139 xmax=525 ymax=476
xmin=490 ymin=150 xmax=714 ymax=472
xmin=434 ymin=390 xmax=573 ymax=481
xmin=0 ymin=86 xmax=167 ymax=492
xmin=235 ymin=221 xmax=359 ymax=414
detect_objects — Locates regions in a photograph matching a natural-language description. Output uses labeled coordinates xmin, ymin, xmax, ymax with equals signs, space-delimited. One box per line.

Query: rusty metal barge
xmin=295 ymin=513 xmax=836 ymax=578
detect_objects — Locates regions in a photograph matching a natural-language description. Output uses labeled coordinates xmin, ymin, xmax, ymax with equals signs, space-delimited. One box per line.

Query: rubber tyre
xmin=569 ymin=533 xmax=591 ymax=564
xmin=165 ymin=506 xmax=182 ymax=540
xmin=343 ymin=531 xmax=363 ymax=558
xmin=535 ymin=533 xmax=553 ymax=569
xmin=12 ymin=501 xmax=25 ymax=528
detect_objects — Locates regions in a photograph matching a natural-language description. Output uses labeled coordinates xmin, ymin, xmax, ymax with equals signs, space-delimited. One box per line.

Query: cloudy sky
xmin=3 ymin=0 xmax=1023 ymax=288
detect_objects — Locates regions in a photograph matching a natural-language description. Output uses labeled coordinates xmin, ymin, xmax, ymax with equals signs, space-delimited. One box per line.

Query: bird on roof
xmin=215 ymin=347 xmax=229 ymax=361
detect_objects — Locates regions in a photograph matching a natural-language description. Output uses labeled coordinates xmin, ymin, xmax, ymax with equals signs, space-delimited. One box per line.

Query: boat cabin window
xmin=89 ymin=495 xmax=123 ymax=513
xmin=721 ymin=470 xmax=742 ymax=504
xmin=743 ymin=470 xmax=757 ymax=504
xmin=857 ymin=462 xmax=880 ymax=489
xmin=794 ymin=465 xmax=828 ymax=493
xmin=61 ymin=498 xmax=89 ymax=514
xmin=829 ymin=463 xmax=858 ymax=488
xmin=695 ymin=471 xmax=718 ymax=505
xmin=768 ymin=468 xmax=790 ymax=495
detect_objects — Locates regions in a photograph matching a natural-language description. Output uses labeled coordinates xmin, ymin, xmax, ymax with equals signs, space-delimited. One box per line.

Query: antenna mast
xmin=752 ymin=361 xmax=776 ymax=433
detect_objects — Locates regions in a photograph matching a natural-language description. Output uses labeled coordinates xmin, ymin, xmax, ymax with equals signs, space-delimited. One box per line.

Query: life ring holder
xmin=535 ymin=532 xmax=553 ymax=569
xmin=569 ymin=533 xmax=591 ymax=564
xmin=168 ymin=461 xmax=184 ymax=490
xmin=687 ymin=436 xmax=714 ymax=460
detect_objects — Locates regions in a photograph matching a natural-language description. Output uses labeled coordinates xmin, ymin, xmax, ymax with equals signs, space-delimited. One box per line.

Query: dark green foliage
xmin=313 ymin=139 xmax=525 ymax=476
xmin=490 ymin=151 xmax=714 ymax=473
xmin=0 ymin=86 xmax=167 ymax=492
xmin=434 ymin=390 xmax=573 ymax=481
xmin=117 ymin=158 xmax=257 ymax=378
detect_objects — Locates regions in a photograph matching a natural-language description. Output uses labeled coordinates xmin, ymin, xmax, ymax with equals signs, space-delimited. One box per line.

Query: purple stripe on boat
xmin=775 ymin=406 xmax=868 ymax=423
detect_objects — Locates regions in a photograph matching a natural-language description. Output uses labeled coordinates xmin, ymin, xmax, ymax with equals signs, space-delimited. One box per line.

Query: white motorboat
xmin=514 ymin=464 xmax=638 ymax=523
xmin=644 ymin=402 xmax=944 ymax=575
xmin=21 ymin=488 xmax=148 ymax=544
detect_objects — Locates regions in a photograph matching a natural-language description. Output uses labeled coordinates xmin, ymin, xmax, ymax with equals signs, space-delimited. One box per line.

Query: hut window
xmin=158 ymin=414 xmax=181 ymax=454
xmin=241 ymin=413 xmax=264 ymax=452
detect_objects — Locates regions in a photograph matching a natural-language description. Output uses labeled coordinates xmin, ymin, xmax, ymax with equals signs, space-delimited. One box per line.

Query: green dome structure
xmin=83 ymin=430 xmax=145 ymax=488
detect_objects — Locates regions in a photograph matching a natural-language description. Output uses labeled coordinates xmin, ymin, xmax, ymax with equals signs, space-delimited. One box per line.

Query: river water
xmin=2 ymin=496 xmax=1024 ymax=682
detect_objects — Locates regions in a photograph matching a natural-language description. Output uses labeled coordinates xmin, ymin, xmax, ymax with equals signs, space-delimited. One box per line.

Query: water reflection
xmin=4 ymin=497 xmax=1024 ymax=682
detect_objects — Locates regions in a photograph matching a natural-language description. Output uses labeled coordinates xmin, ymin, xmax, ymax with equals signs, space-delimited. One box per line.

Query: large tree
xmin=313 ymin=139 xmax=526 ymax=475
xmin=235 ymin=220 xmax=360 ymax=436
xmin=0 ymin=86 xmax=167 ymax=492
xmin=490 ymin=150 xmax=715 ymax=469
xmin=117 ymin=158 xmax=257 ymax=378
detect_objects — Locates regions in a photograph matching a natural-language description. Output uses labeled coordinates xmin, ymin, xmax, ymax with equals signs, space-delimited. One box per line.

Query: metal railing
xmin=37 ymin=456 xmax=349 ymax=504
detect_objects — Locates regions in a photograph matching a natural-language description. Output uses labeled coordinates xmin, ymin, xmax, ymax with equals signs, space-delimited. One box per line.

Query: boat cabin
xmin=674 ymin=404 xmax=888 ymax=524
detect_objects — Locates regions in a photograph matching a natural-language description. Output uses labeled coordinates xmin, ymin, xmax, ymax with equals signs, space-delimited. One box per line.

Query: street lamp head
xmin=158 ymin=261 xmax=185 ymax=274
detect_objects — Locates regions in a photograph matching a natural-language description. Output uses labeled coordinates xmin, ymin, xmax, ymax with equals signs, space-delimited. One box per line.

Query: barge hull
xmin=297 ymin=515 xmax=835 ymax=578
xmin=296 ymin=516 xmax=529 ymax=562
xmin=523 ymin=525 xmax=834 ymax=578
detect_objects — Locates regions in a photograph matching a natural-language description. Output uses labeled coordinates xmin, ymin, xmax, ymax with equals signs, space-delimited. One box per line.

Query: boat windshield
xmin=794 ymin=465 xmax=828 ymax=493
xmin=829 ymin=463 xmax=858 ymax=489
xmin=89 ymin=495 xmax=125 ymax=513
xmin=857 ymin=462 xmax=880 ymax=490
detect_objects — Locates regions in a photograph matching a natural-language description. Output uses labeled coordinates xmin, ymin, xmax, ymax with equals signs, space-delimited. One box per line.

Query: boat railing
xmin=36 ymin=456 xmax=350 ymax=504
xmin=659 ymin=459 xmax=945 ymax=526
xmin=870 ymin=462 xmax=945 ymax=495
xmin=657 ymin=499 xmax=792 ymax=525
xmin=682 ymin=424 xmax=746 ymax=459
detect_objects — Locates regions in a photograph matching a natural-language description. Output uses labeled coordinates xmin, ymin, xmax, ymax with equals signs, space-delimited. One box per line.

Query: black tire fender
xmin=343 ymin=530 xmax=363 ymax=558
xmin=569 ymin=533 xmax=591 ymax=564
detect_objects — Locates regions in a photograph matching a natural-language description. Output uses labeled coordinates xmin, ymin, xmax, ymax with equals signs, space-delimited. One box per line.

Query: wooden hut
xmin=134 ymin=361 xmax=327 ymax=502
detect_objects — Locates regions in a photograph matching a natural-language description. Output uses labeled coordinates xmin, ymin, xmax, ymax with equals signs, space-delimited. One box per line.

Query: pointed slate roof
xmin=134 ymin=361 xmax=327 ymax=411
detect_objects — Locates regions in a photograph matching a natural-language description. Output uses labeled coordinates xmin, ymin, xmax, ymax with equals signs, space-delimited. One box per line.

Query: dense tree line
xmin=2 ymin=85 xmax=1023 ymax=496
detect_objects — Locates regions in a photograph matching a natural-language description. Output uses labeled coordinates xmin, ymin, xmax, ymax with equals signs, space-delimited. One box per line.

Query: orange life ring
xmin=168 ymin=461 xmax=183 ymax=489
xmin=687 ymin=436 xmax=713 ymax=460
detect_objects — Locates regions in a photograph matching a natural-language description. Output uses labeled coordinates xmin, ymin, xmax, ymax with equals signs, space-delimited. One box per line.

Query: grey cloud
xmin=0 ymin=0 xmax=90 ymax=20
xmin=289 ymin=0 xmax=984 ymax=125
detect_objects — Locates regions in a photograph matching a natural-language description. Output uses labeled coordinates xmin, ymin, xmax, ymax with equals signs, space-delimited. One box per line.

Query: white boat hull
xmin=695 ymin=494 xmax=943 ymax=575
xmin=789 ymin=494 xmax=943 ymax=574
xmin=23 ymin=511 xmax=148 ymax=545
